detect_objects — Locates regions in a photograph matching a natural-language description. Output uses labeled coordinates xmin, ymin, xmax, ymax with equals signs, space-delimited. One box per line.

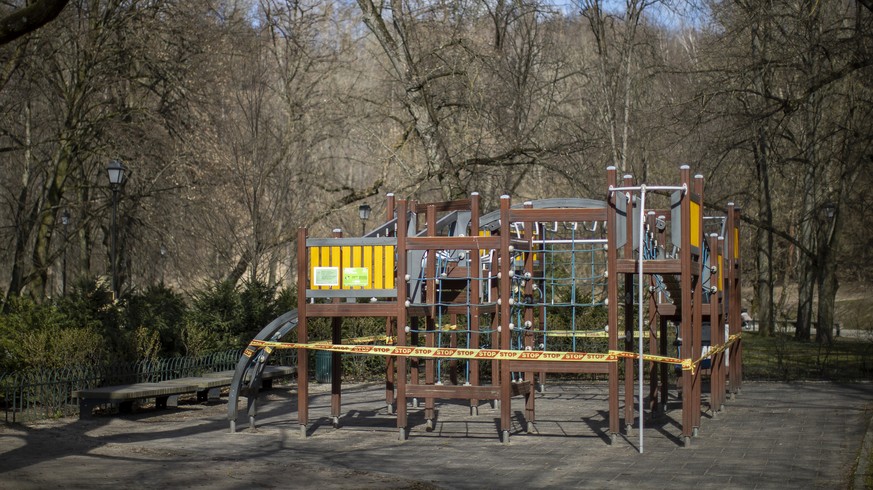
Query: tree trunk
xmin=815 ymin=244 xmax=837 ymax=344
xmin=6 ymin=102 xmax=35 ymax=303
xmin=30 ymin=145 xmax=73 ymax=299
xmin=753 ymin=124 xmax=776 ymax=336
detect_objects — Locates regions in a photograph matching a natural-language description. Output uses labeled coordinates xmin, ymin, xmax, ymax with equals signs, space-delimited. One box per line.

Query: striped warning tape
xmin=610 ymin=350 xmax=692 ymax=370
xmin=544 ymin=330 xmax=651 ymax=338
xmin=245 ymin=333 xmax=742 ymax=373
xmin=249 ymin=339 xmax=618 ymax=362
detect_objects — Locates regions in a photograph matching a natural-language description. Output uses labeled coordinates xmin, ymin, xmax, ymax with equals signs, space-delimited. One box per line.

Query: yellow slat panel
xmin=310 ymin=247 xmax=320 ymax=290
xmin=734 ymin=227 xmax=739 ymax=259
xmin=363 ymin=246 xmax=374 ymax=289
xmin=340 ymin=246 xmax=351 ymax=289
xmin=352 ymin=246 xmax=362 ymax=267
xmin=690 ymin=201 xmax=701 ymax=249
xmin=718 ymin=255 xmax=724 ymax=289
xmin=479 ymin=230 xmax=491 ymax=256
xmin=352 ymin=246 xmax=363 ymax=289
xmin=374 ymin=246 xmax=384 ymax=289
xmin=330 ymin=247 xmax=340 ymax=289
xmin=385 ymin=246 xmax=395 ymax=289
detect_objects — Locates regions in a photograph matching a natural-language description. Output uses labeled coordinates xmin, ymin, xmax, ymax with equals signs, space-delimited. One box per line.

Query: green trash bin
xmin=315 ymin=350 xmax=332 ymax=383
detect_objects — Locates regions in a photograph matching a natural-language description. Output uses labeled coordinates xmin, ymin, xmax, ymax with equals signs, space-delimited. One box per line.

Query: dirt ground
xmin=1 ymin=381 xmax=870 ymax=489
xmin=0 ymin=384 xmax=435 ymax=489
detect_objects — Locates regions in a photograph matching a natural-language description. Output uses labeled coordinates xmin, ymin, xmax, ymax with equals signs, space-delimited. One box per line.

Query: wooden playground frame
xmin=233 ymin=166 xmax=744 ymax=449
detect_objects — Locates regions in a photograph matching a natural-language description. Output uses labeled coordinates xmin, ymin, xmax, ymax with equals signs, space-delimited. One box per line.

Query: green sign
xmin=343 ymin=267 xmax=369 ymax=287
xmin=313 ymin=267 xmax=339 ymax=287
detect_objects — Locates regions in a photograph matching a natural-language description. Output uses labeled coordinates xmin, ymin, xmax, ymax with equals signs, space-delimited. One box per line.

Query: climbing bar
xmin=312 ymin=335 xmax=396 ymax=345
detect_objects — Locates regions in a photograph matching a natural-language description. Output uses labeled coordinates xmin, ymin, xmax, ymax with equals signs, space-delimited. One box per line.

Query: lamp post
xmin=358 ymin=204 xmax=371 ymax=236
xmin=61 ymin=209 xmax=70 ymax=296
xmin=107 ymin=159 xmax=127 ymax=299
xmin=823 ymin=202 xmax=836 ymax=220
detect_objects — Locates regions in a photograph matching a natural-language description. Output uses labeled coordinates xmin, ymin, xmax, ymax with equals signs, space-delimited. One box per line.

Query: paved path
xmin=0 ymin=381 xmax=870 ymax=488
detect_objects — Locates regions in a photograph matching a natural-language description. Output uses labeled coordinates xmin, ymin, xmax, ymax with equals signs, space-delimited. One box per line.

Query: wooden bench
xmin=73 ymin=365 xmax=296 ymax=418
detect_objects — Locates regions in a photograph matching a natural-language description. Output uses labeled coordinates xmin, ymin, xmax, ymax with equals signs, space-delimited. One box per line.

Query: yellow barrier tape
xmin=609 ymin=350 xmax=692 ymax=371
xmin=245 ymin=333 xmax=743 ymax=374
xmin=688 ymin=333 xmax=742 ymax=374
xmin=545 ymin=330 xmax=650 ymax=338
xmin=249 ymin=340 xmax=619 ymax=363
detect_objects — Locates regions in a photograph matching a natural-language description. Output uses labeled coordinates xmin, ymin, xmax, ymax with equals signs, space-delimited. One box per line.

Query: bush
xmin=126 ymin=284 xmax=188 ymax=357
xmin=0 ymin=295 xmax=107 ymax=370
xmin=182 ymin=279 xmax=286 ymax=355
xmin=56 ymin=277 xmax=130 ymax=362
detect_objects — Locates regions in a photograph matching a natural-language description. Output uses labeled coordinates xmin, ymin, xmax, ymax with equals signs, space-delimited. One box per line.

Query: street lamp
xmin=358 ymin=204 xmax=371 ymax=236
xmin=823 ymin=202 xmax=836 ymax=220
xmin=107 ymin=159 xmax=127 ymax=299
xmin=61 ymin=209 xmax=70 ymax=296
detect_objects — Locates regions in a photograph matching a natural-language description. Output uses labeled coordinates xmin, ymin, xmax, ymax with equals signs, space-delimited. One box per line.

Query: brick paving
xmin=0 ymin=381 xmax=870 ymax=489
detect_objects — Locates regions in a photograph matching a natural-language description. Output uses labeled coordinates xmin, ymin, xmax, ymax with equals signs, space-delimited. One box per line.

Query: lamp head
xmin=358 ymin=204 xmax=372 ymax=221
xmin=107 ymin=159 xmax=127 ymax=186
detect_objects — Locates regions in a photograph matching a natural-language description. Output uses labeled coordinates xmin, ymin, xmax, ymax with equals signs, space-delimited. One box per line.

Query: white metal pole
xmin=638 ymin=185 xmax=647 ymax=454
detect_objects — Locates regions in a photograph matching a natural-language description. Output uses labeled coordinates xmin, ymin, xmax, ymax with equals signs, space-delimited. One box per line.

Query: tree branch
xmin=0 ymin=0 xmax=69 ymax=45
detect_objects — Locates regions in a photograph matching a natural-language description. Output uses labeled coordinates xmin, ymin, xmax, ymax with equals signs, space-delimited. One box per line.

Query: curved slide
xmin=227 ymin=309 xmax=299 ymax=432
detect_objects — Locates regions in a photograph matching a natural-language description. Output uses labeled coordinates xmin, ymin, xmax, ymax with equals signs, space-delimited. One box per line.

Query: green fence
xmin=0 ymin=348 xmax=293 ymax=423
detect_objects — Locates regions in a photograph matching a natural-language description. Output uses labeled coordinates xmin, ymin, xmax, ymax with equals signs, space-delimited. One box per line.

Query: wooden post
xmin=424 ymin=205 xmax=437 ymax=427
xmin=679 ymin=165 xmax=693 ymax=444
xmin=622 ymin=173 xmax=635 ymax=433
xmin=470 ymin=193 xmax=482 ymax=413
xmin=386 ymin=193 xmax=396 ymax=411
xmin=396 ymin=199 xmax=409 ymax=437
xmin=499 ymin=195 xmax=512 ymax=442
xmin=691 ymin=174 xmax=705 ymax=433
xmin=297 ymin=227 xmax=309 ymax=436
xmin=331 ymin=228 xmax=343 ymax=427
xmin=523 ymin=201 xmax=536 ymax=427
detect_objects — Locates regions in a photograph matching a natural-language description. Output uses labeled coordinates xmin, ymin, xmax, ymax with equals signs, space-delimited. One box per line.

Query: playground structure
xmin=228 ymin=165 xmax=744 ymax=449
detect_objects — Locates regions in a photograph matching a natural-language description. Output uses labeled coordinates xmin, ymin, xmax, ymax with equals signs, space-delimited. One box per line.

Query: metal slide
xmin=227 ymin=309 xmax=299 ymax=432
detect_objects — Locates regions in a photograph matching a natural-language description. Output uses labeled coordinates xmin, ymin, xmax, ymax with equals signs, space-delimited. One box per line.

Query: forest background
xmin=0 ymin=0 xmax=871 ymax=370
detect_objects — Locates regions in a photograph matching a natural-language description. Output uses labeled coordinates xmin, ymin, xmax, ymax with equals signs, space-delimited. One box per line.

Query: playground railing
xmin=0 ymin=348 xmax=295 ymax=423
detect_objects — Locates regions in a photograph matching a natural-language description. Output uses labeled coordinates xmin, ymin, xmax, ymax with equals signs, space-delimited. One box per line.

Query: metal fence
xmin=0 ymin=348 xmax=294 ymax=423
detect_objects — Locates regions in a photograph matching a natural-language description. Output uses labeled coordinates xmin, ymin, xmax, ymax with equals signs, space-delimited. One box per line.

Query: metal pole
xmin=111 ymin=187 xmax=118 ymax=299
xmin=638 ymin=185 xmax=647 ymax=454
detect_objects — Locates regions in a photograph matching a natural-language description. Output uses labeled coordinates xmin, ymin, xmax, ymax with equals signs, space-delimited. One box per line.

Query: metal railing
xmin=0 ymin=348 xmax=296 ymax=423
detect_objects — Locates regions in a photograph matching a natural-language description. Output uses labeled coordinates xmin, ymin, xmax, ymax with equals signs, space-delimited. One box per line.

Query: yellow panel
xmin=330 ymin=247 xmax=340 ymax=289
xmin=374 ymin=246 xmax=384 ymax=289
xmin=352 ymin=246 xmax=362 ymax=268
xmin=690 ymin=201 xmax=700 ymax=249
xmin=718 ymin=254 xmax=724 ymax=289
xmin=479 ymin=230 xmax=491 ymax=257
xmin=353 ymin=246 xmax=363 ymax=289
xmin=734 ymin=227 xmax=739 ymax=259
xmin=309 ymin=244 xmax=395 ymax=292
xmin=363 ymin=246 xmax=374 ymax=289
xmin=309 ymin=247 xmax=320 ymax=289
xmin=341 ymin=246 xmax=351 ymax=289
xmin=385 ymin=246 xmax=395 ymax=289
